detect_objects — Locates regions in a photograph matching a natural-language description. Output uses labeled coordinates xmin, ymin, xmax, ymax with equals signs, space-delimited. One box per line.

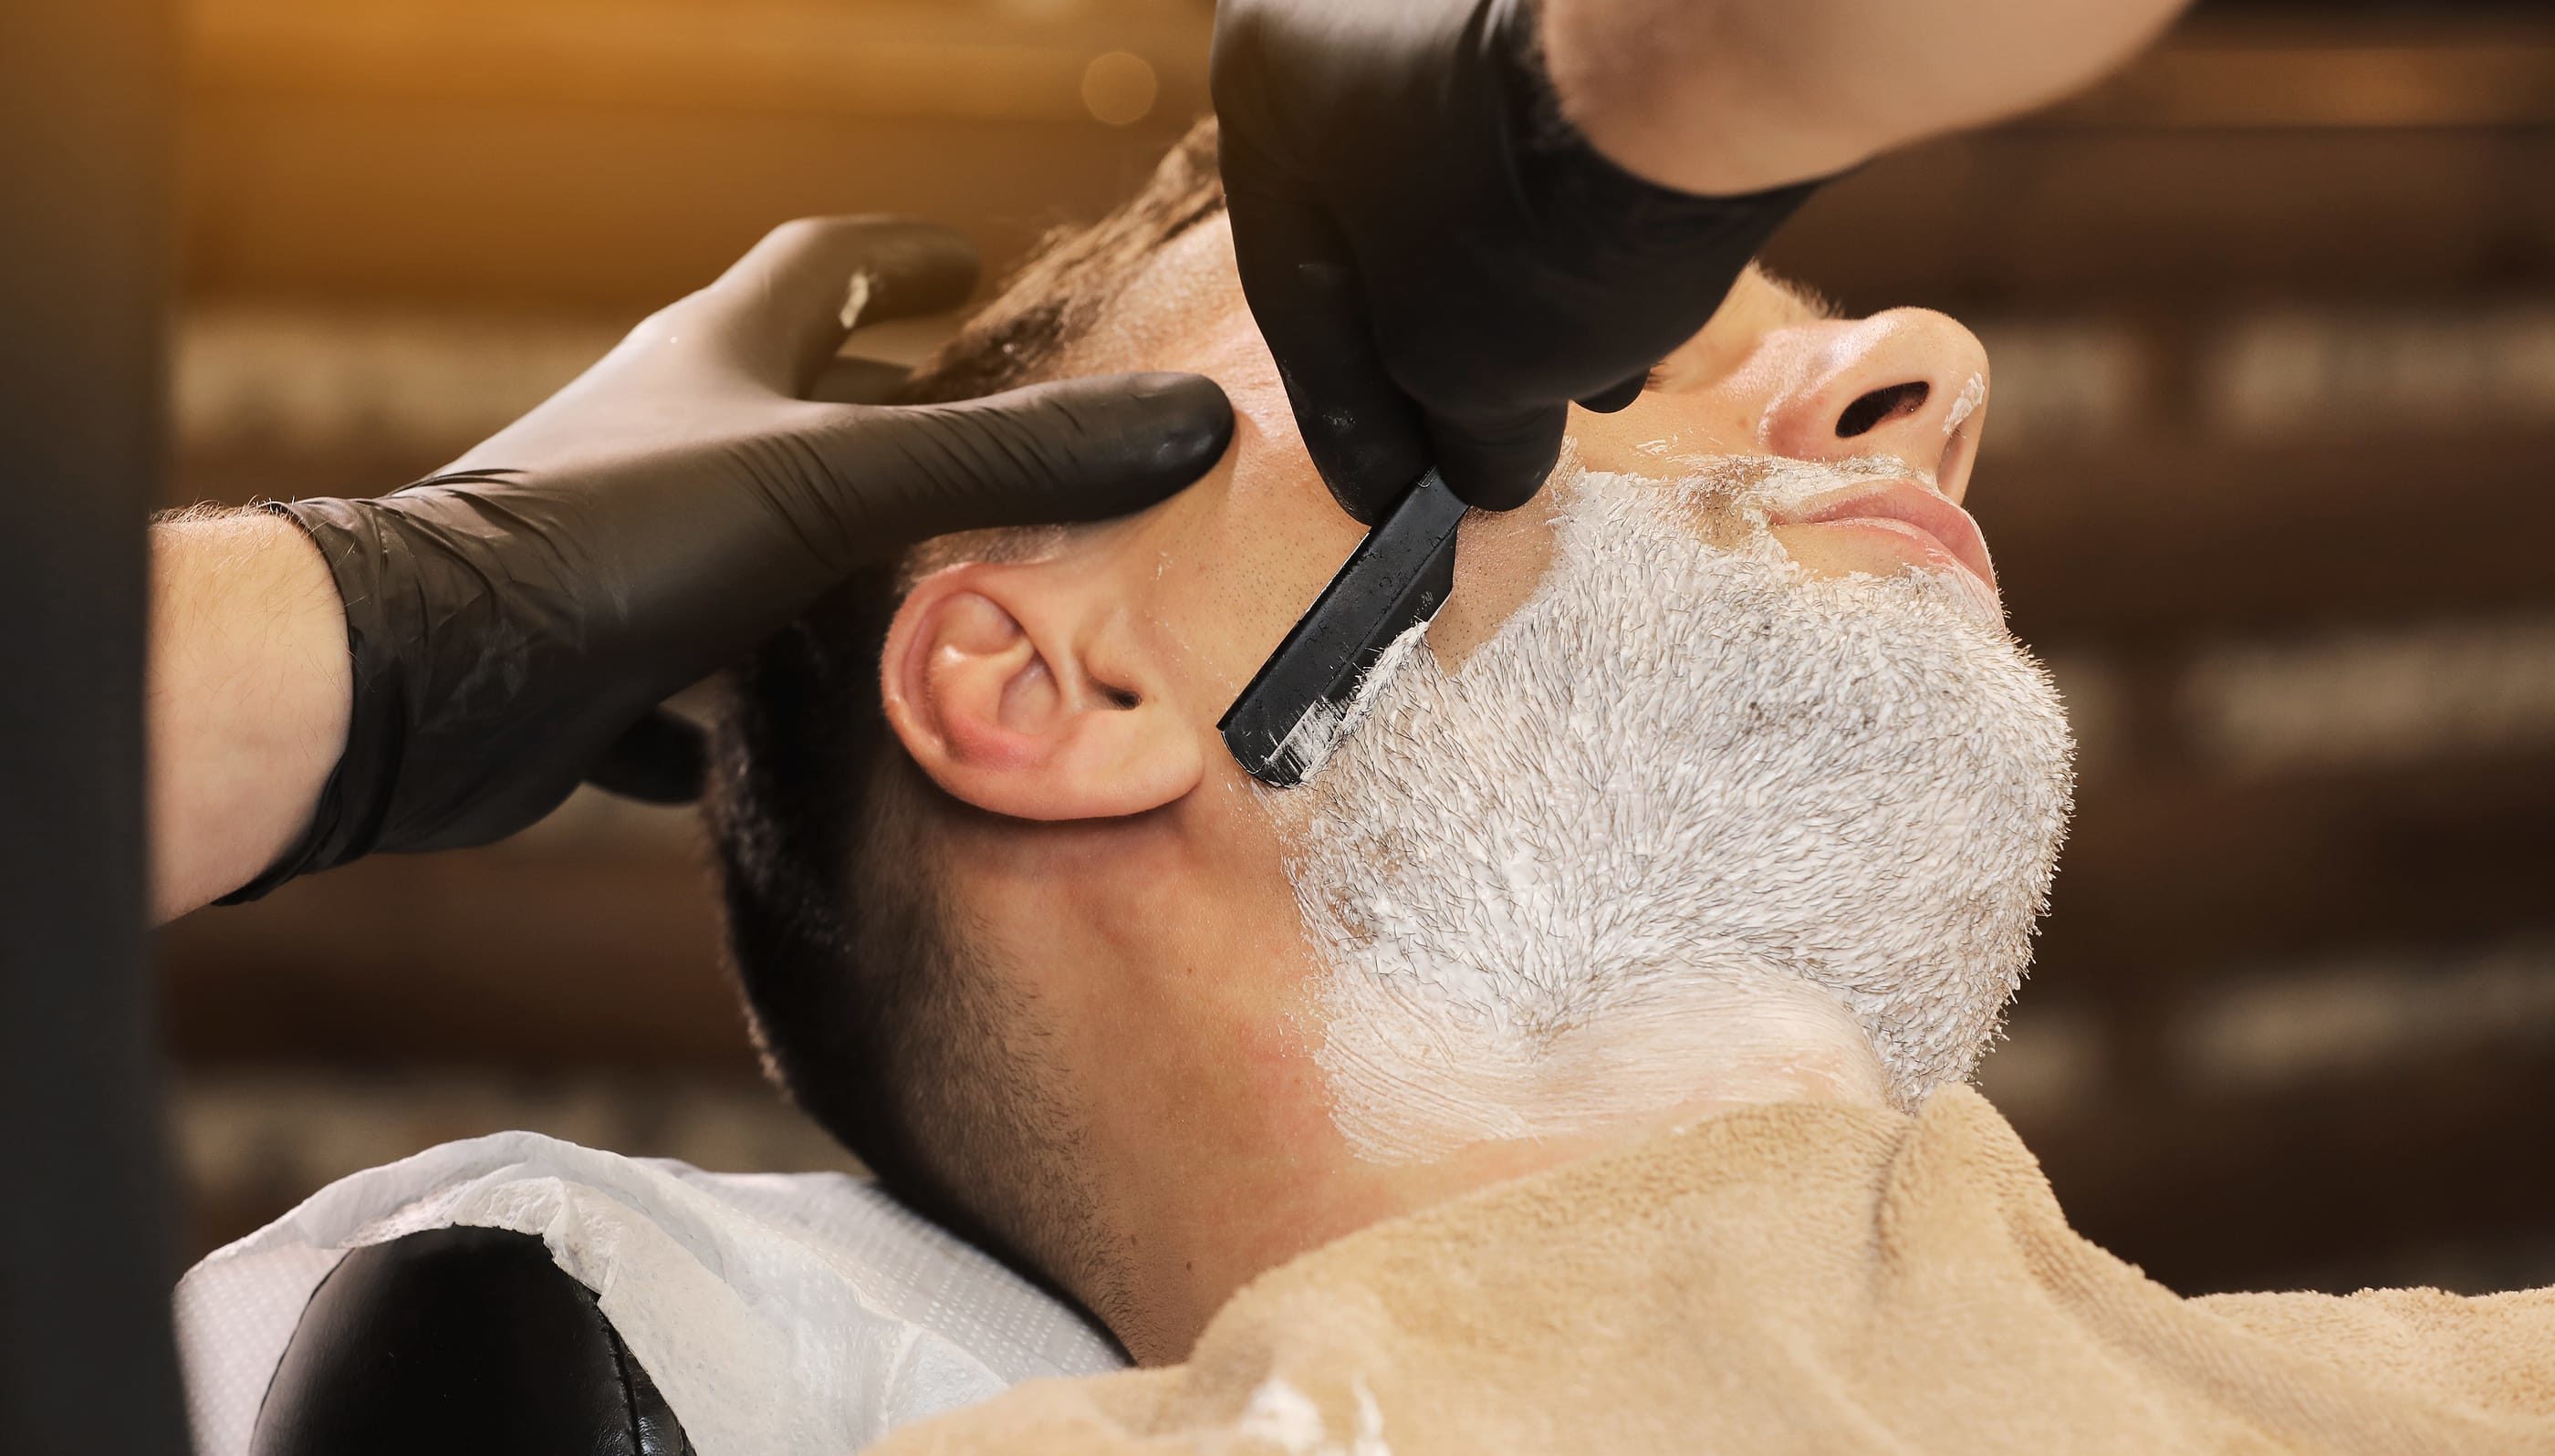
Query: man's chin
xmin=1284 ymin=464 xmax=2075 ymax=1169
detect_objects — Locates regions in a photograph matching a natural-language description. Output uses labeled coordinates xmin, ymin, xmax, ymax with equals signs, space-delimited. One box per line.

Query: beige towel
xmin=871 ymin=1087 xmax=2555 ymax=1454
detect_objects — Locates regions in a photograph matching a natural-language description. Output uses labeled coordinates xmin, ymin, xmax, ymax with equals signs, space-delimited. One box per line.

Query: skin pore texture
xmin=873 ymin=212 xmax=2073 ymax=1363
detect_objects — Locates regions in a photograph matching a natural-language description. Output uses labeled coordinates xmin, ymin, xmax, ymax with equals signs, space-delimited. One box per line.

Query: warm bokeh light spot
xmin=1080 ymin=49 xmax=1157 ymax=127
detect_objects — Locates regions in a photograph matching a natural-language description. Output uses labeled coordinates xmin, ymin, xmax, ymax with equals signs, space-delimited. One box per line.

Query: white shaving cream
xmin=1269 ymin=619 xmax=1433 ymax=785
xmin=1945 ymin=371 xmax=1987 ymax=436
xmin=1272 ymin=462 xmax=2074 ymax=1162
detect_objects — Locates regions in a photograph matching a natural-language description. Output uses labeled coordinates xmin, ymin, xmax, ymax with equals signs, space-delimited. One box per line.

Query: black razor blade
xmin=1218 ymin=470 xmax=1466 ymax=787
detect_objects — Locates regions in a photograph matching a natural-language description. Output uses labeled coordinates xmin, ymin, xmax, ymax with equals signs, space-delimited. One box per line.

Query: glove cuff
xmin=214 ymin=498 xmax=415 ymax=902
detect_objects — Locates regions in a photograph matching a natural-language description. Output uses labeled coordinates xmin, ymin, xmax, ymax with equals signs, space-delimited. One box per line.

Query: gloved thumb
xmin=835 ymin=371 xmax=1236 ymax=544
xmin=1426 ymin=400 xmax=1570 ymax=514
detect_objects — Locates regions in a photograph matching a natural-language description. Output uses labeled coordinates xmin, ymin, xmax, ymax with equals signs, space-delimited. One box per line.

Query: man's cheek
xmin=1564 ymin=394 xmax=1757 ymax=474
xmin=1433 ymin=494 xmax=1560 ymax=672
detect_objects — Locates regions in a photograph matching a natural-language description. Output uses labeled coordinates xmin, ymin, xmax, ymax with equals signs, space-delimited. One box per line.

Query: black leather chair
xmin=250 ymin=1225 xmax=694 ymax=1456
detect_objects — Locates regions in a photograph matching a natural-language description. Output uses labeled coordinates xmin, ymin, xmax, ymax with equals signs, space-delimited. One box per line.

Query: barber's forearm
xmin=1539 ymin=0 xmax=2188 ymax=194
xmin=147 ymin=511 xmax=350 ymax=921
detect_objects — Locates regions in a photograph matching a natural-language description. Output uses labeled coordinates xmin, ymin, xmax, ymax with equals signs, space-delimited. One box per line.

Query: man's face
xmin=879 ymin=211 xmax=2070 ymax=1176
xmin=996 ymin=214 xmax=2010 ymax=703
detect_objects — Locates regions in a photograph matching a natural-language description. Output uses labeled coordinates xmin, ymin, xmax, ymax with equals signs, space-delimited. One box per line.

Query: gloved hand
xmin=235 ymin=217 xmax=1231 ymax=899
xmin=1212 ymin=0 xmax=1820 ymax=521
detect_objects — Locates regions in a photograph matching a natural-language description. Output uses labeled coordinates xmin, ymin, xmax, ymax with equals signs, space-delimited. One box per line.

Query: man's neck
xmin=1098 ymin=997 xmax=1892 ymax=1366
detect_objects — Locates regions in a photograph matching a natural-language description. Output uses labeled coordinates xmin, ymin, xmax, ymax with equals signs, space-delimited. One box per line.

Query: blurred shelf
xmin=159 ymin=802 xmax=753 ymax=1073
xmin=179 ymin=0 xmax=1209 ymax=308
xmin=2044 ymin=746 xmax=2555 ymax=982
xmin=1768 ymin=126 xmax=2555 ymax=309
xmin=2013 ymin=1040 xmax=2555 ymax=1297
xmin=179 ymin=5 xmax=2555 ymax=309
xmin=186 ymin=0 xmax=1210 ymax=125
xmin=2054 ymin=19 xmax=2555 ymax=129
xmin=1983 ymin=430 xmax=2555 ymax=640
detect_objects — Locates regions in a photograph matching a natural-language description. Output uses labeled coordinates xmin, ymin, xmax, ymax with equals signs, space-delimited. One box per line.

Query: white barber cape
xmin=174 ymin=1131 xmax=1126 ymax=1456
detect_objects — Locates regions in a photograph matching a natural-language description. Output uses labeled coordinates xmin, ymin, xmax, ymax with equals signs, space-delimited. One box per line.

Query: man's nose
xmin=1758 ymin=308 xmax=1991 ymax=503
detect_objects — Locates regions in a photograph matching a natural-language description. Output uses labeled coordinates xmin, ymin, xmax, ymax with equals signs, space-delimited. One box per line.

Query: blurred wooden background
xmin=162 ymin=0 xmax=2555 ymax=1299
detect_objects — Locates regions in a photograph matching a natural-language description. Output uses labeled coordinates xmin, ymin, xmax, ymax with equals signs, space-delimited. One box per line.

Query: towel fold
xmin=873 ymin=1087 xmax=2555 ymax=1455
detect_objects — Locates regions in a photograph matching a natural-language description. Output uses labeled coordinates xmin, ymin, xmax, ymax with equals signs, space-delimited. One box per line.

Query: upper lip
xmin=1768 ymin=481 xmax=1997 ymax=593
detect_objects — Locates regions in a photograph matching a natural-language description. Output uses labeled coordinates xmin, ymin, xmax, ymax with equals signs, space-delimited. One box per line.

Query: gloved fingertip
xmin=1125 ymin=369 xmax=1227 ymax=404
xmin=902 ymin=371 xmax=1237 ymax=533
xmin=1122 ymin=371 xmax=1237 ymax=473
xmin=1447 ymin=471 xmax=1544 ymax=514
xmin=1315 ymin=468 xmax=1398 ymax=526
xmin=1022 ymin=370 xmax=1234 ymax=497
xmin=1576 ymin=371 xmax=1649 ymax=415
xmin=1431 ymin=411 xmax=1567 ymax=514
xmin=1300 ymin=411 xmax=1433 ymax=526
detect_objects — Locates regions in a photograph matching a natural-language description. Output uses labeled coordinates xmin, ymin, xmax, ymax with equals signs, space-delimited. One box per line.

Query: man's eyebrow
xmin=1747 ymin=263 xmax=1841 ymax=324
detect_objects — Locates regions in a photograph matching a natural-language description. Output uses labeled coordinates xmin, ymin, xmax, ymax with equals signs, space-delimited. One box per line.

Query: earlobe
xmin=881 ymin=561 xmax=1201 ymax=821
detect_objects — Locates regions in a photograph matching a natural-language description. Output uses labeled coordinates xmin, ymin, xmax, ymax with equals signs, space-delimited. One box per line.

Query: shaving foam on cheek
xmin=1268 ymin=462 xmax=2076 ymax=1164
xmin=1268 ymin=619 xmax=1431 ymax=784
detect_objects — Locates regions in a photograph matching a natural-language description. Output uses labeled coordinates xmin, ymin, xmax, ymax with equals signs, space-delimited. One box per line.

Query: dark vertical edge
xmin=0 ymin=1 xmax=188 ymax=1454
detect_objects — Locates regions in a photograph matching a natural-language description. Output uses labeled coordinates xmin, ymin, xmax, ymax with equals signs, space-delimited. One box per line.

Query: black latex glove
xmin=1213 ymin=0 xmax=1820 ymax=521
xmin=232 ymin=217 xmax=1231 ymax=900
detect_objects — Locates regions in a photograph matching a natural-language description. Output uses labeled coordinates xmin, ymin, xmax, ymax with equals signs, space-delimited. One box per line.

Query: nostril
xmin=1834 ymin=380 xmax=1930 ymax=440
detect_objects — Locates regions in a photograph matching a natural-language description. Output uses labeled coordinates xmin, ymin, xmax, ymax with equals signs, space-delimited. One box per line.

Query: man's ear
xmin=881 ymin=560 xmax=1202 ymax=821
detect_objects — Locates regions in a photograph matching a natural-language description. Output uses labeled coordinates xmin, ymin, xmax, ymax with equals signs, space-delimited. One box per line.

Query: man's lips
xmin=1768 ymin=481 xmax=1998 ymax=597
